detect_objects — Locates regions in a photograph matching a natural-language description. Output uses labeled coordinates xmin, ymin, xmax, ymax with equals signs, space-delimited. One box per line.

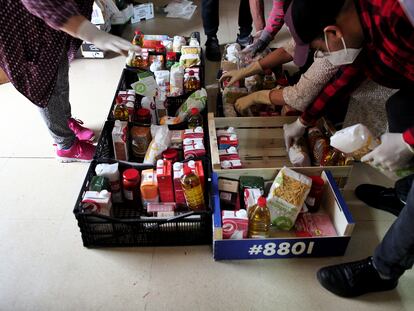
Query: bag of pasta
xmin=267 ymin=167 xmax=312 ymax=230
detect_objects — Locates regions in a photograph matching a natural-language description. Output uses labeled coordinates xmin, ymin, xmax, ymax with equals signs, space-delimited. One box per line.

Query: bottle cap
xmin=183 ymin=165 xmax=192 ymax=175
xmin=162 ymin=148 xmax=178 ymax=161
xmin=189 ymin=70 xmax=195 ymax=76
xmin=191 ymin=108 xmax=199 ymax=115
xmin=136 ymin=108 xmax=151 ymax=118
xmin=257 ymin=196 xmax=267 ymax=207
xmin=123 ymin=168 xmax=140 ymax=181
xmin=115 ymin=96 xmax=123 ymax=104
xmin=135 ymin=29 xmax=142 ymax=35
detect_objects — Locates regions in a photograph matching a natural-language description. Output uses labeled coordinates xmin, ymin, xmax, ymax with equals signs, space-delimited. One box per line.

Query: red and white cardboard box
xmin=156 ymin=160 xmax=175 ymax=203
xmin=183 ymin=138 xmax=206 ymax=159
xmin=222 ymin=210 xmax=248 ymax=240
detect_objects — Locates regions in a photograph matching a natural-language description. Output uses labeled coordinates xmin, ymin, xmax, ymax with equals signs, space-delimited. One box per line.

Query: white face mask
xmin=324 ymin=32 xmax=362 ymax=66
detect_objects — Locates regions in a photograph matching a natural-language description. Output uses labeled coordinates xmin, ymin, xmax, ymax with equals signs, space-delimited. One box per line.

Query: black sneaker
xmin=236 ymin=34 xmax=253 ymax=49
xmin=317 ymin=257 xmax=398 ymax=297
xmin=205 ymin=36 xmax=221 ymax=62
xmin=355 ymin=184 xmax=405 ymax=216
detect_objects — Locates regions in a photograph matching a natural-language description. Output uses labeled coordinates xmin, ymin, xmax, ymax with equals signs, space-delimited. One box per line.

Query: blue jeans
xmin=202 ymin=0 xmax=253 ymax=38
xmin=373 ymin=89 xmax=414 ymax=279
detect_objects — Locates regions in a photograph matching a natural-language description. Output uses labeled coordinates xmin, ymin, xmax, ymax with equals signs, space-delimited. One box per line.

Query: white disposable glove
xmin=76 ymin=20 xmax=141 ymax=55
xmin=234 ymin=90 xmax=271 ymax=115
xmin=283 ymin=118 xmax=307 ymax=150
xmin=219 ymin=61 xmax=263 ymax=87
xmin=361 ymin=133 xmax=414 ymax=171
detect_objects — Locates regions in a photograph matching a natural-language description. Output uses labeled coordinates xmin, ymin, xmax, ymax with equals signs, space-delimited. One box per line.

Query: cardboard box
xmin=131 ymin=3 xmax=155 ymax=24
xmin=211 ymin=170 xmax=355 ymax=260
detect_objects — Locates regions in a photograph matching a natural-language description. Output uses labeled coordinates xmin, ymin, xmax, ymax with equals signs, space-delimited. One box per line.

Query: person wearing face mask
xmin=283 ymin=0 xmax=414 ymax=298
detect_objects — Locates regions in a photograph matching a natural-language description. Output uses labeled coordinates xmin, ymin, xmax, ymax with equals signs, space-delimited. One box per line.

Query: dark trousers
xmin=202 ymin=0 xmax=253 ymax=38
xmin=373 ymin=88 xmax=414 ymax=278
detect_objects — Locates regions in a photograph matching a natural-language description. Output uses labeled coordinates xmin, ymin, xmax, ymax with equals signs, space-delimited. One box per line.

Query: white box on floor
xmin=131 ymin=3 xmax=154 ymax=24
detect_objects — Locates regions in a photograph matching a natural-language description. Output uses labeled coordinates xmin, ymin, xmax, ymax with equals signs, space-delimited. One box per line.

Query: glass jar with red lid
xmin=136 ymin=108 xmax=151 ymax=124
xmin=162 ymin=148 xmax=179 ymax=163
xmin=122 ymin=168 xmax=141 ymax=206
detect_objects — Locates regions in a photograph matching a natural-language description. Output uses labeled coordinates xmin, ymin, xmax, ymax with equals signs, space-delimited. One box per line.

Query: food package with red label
xmin=294 ymin=213 xmax=337 ymax=237
xmin=218 ymin=134 xmax=238 ymax=150
xmin=184 ymin=160 xmax=205 ymax=189
xmin=173 ymin=162 xmax=186 ymax=205
xmin=220 ymin=158 xmax=242 ymax=169
xmin=222 ymin=209 xmax=248 ymax=239
xmin=156 ymin=159 xmax=175 ymax=203
xmin=112 ymin=120 xmax=129 ymax=161
xmin=183 ymin=138 xmax=206 ymax=159
xmin=183 ymin=127 xmax=204 ymax=139
xmin=82 ymin=190 xmax=112 ymax=216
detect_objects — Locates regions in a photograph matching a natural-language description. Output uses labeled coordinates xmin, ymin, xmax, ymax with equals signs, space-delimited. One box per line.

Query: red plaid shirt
xmin=301 ymin=0 xmax=414 ymax=145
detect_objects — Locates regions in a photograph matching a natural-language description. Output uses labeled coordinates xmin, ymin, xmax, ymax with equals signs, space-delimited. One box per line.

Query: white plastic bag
xmin=144 ymin=125 xmax=171 ymax=165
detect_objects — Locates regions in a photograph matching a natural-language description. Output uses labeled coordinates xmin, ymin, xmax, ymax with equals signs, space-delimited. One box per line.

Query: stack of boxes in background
xmin=217 ymin=127 xmax=242 ymax=169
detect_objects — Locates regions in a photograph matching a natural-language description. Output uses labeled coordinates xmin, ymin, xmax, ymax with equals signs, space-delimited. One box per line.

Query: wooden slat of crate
xmin=208 ymin=113 xmax=353 ymax=186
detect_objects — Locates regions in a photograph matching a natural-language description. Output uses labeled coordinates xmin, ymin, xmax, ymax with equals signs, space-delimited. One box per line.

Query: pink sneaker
xmin=68 ymin=118 xmax=95 ymax=142
xmin=56 ymin=139 xmax=96 ymax=163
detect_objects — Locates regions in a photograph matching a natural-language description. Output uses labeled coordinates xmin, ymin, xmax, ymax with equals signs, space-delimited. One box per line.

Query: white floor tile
xmin=1 ymin=2 xmax=413 ymax=310
xmin=0 ymin=158 xmax=89 ymax=221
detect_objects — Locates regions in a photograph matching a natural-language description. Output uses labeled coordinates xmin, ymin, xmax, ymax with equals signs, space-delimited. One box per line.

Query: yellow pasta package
xmin=266 ymin=167 xmax=312 ymax=230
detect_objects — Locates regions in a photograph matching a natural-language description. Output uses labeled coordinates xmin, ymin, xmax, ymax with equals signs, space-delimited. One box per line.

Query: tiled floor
xmin=0 ymin=1 xmax=413 ymax=310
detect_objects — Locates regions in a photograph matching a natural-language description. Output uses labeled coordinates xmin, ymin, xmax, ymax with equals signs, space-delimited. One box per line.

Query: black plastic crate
xmin=73 ymin=159 xmax=212 ymax=247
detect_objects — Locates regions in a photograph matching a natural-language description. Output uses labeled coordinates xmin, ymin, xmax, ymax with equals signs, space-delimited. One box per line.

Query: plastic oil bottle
xmin=188 ymin=108 xmax=203 ymax=128
xmin=248 ymin=196 xmax=271 ymax=238
xmin=180 ymin=166 xmax=205 ymax=211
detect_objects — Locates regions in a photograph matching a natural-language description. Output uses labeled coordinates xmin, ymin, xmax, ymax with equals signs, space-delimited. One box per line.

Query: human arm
xmin=220 ymin=45 xmax=293 ymax=86
xmin=250 ymin=0 xmax=286 ymax=55
xmin=21 ymin=0 xmax=139 ymax=55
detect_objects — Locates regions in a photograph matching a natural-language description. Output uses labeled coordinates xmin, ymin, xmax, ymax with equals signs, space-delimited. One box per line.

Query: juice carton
xmin=140 ymin=169 xmax=159 ymax=209
xmin=156 ymin=159 xmax=174 ymax=202
xmin=173 ymin=162 xmax=186 ymax=205
xmin=82 ymin=190 xmax=112 ymax=216
xmin=222 ymin=209 xmax=248 ymax=239
xmin=112 ymin=120 xmax=129 ymax=161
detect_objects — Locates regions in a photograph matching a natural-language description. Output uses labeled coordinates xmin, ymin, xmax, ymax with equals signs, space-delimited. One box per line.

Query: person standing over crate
xmin=283 ymin=0 xmax=414 ymax=297
xmin=0 ymin=0 xmax=140 ymax=162
xmin=202 ymin=0 xmax=254 ymax=61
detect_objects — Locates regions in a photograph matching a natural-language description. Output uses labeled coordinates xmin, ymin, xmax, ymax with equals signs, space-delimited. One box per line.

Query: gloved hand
xmin=250 ymin=39 xmax=269 ymax=57
xmin=361 ymin=133 xmax=414 ymax=171
xmin=235 ymin=90 xmax=271 ymax=115
xmin=283 ymin=118 xmax=307 ymax=150
xmin=219 ymin=61 xmax=263 ymax=87
xmin=76 ymin=20 xmax=140 ymax=55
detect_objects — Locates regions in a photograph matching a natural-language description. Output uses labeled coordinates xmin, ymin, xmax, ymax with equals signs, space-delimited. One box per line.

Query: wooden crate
xmin=208 ymin=113 xmax=353 ymax=187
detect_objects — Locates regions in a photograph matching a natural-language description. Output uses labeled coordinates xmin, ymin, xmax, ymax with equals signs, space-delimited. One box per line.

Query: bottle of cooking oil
xmin=248 ymin=196 xmax=271 ymax=238
xmin=188 ymin=108 xmax=203 ymax=128
xmin=181 ymin=166 xmax=205 ymax=211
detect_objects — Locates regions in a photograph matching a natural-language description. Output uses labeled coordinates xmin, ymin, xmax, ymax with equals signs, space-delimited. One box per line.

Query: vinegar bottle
xmin=180 ymin=166 xmax=205 ymax=211
xmin=248 ymin=196 xmax=271 ymax=238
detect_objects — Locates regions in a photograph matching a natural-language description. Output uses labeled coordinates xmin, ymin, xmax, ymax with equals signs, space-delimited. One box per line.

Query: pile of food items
xmin=126 ymin=30 xmax=202 ymax=99
xmin=219 ymin=43 xmax=291 ymax=118
xmin=288 ymin=119 xmax=354 ymax=168
xmin=216 ymin=127 xmax=242 ymax=169
xmin=219 ymin=167 xmax=337 ymax=239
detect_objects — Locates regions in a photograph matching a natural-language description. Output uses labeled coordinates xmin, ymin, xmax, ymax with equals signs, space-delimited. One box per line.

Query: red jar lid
xmin=310 ymin=176 xmax=325 ymax=188
xmin=136 ymin=108 xmax=151 ymax=118
xmin=123 ymin=168 xmax=140 ymax=182
xmin=162 ymin=148 xmax=178 ymax=160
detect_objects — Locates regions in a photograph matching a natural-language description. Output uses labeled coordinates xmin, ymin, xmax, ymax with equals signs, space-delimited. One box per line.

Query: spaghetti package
xmin=267 ymin=167 xmax=312 ymax=230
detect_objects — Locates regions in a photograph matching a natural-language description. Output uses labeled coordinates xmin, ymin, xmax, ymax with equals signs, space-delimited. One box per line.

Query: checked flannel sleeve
xmin=300 ymin=58 xmax=366 ymax=126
